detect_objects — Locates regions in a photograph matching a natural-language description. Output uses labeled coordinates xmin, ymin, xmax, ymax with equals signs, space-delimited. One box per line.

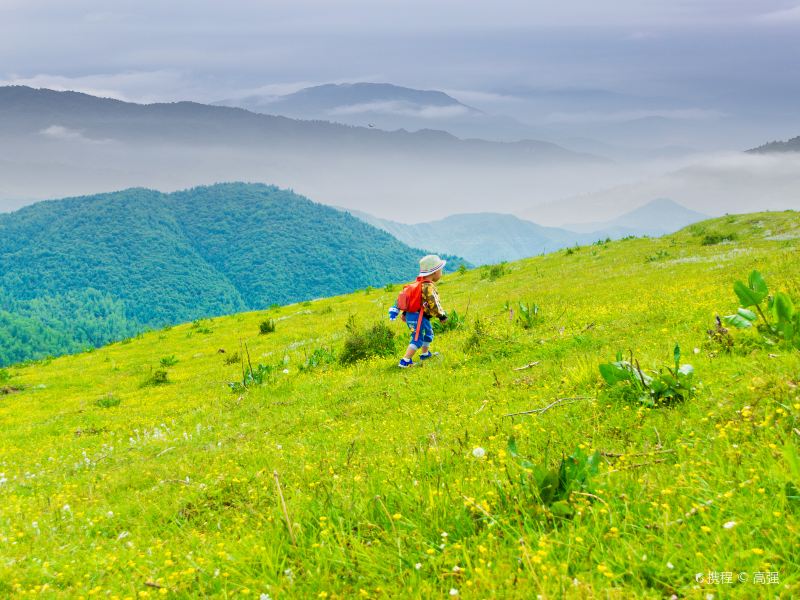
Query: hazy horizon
xmin=1 ymin=1 xmax=799 ymax=223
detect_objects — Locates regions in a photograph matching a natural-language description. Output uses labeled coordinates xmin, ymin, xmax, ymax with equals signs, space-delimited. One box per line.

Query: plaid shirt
xmin=421 ymin=281 xmax=446 ymax=320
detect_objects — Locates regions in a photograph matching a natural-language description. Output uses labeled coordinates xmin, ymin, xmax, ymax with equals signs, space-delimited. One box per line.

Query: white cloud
xmin=441 ymin=89 xmax=523 ymax=107
xmin=39 ymin=125 xmax=110 ymax=143
xmin=758 ymin=4 xmax=800 ymax=22
xmin=527 ymin=151 xmax=800 ymax=225
xmin=544 ymin=108 xmax=727 ymax=124
xmin=328 ymin=101 xmax=471 ymax=119
xmin=627 ymin=31 xmax=658 ymax=40
xmin=222 ymin=76 xmax=383 ymax=101
xmin=0 ymin=71 xmax=205 ymax=103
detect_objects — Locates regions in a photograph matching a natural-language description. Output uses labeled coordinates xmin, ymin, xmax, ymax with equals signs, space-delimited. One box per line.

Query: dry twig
xmin=503 ymin=396 xmax=594 ymax=418
xmin=599 ymin=459 xmax=668 ymax=476
xmin=512 ymin=361 xmax=540 ymax=371
xmin=600 ymin=448 xmax=675 ymax=458
xmin=274 ymin=470 xmax=297 ymax=545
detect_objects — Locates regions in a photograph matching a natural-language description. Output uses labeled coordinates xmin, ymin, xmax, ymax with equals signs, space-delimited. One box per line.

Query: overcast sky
xmin=1 ymin=1 xmax=799 ymax=219
xmin=2 ymin=0 xmax=799 ymax=113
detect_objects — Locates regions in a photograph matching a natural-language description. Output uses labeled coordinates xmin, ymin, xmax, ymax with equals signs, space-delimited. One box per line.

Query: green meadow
xmin=1 ymin=211 xmax=799 ymax=599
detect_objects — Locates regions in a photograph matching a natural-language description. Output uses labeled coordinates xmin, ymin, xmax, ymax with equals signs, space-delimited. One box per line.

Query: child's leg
xmin=403 ymin=314 xmax=423 ymax=361
xmin=421 ymin=345 xmax=430 ymax=354
xmin=403 ymin=344 xmax=418 ymax=360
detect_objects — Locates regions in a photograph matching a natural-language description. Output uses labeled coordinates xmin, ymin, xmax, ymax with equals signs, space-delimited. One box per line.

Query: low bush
xmin=142 ymin=369 xmax=170 ymax=387
xmin=95 ymin=394 xmax=121 ymax=408
xmin=432 ymin=309 xmax=465 ymax=333
xmin=599 ymin=345 xmax=695 ymax=407
xmin=300 ymin=347 xmax=337 ymax=371
xmin=339 ymin=317 xmax=396 ymax=365
xmin=480 ymin=263 xmax=507 ymax=281
xmin=160 ymin=355 xmax=179 ymax=367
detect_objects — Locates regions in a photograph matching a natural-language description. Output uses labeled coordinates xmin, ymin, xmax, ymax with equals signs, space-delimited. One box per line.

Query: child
xmin=389 ymin=254 xmax=448 ymax=368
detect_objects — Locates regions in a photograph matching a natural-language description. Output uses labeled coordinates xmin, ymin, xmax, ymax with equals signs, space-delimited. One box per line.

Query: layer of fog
xmin=528 ymin=151 xmax=800 ymax=226
xmin=0 ymin=132 xmax=798 ymax=226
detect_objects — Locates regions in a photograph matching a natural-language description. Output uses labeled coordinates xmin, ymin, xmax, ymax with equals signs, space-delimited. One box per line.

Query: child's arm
xmin=423 ymin=283 xmax=447 ymax=321
xmin=388 ymin=302 xmax=400 ymax=320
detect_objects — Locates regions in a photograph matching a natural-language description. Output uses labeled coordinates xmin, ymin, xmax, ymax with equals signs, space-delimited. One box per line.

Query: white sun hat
xmin=419 ymin=254 xmax=447 ymax=277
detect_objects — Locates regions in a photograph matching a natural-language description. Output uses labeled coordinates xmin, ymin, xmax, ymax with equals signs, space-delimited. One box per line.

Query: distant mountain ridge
xmin=0 ymin=182 xmax=457 ymax=366
xmin=347 ymin=199 xmax=708 ymax=265
xmin=0 ymin=86 xmax=590 ymax=162
xmin=217 ymin=82 xmax=482 ymax=118
xmin=214 ymin=82 xmax=576 ymax=147
xmin=563 ymin=198 xmax=709 ymax=235
xmin=747 ymin=136 xmax=800 ymax=154
xmin=0 ymin=85 xmax=606 ymax=215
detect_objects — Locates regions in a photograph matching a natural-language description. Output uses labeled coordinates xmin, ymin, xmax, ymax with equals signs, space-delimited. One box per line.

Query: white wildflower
xmin=472 ymin=447 xmax=486 ymax=458
xmin=723 ymin=521 xmax=736 ymax=529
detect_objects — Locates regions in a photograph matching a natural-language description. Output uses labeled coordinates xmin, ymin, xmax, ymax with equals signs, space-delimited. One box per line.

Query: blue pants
xmin=404 ymin=312 xmax=434 ymax=349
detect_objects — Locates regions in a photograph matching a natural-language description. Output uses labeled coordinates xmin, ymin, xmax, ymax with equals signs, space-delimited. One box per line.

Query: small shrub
xmin=364 ymin=286 xmax=374 ymax=295
xmin=384 ymin=283 xmax=395 ymax=292
xmin=300 ymin=347 xmax=337 ymax=371
xmin=706 ymin=316 xmax=734 ymax=354
xmin=339 ymin=317 xmax=396 ymax=365
xmin=564 ymin=246 xmax=577 ymax=256
xmin=95 ymin=394 xmax=121 ymax=408
xmin=319 ymin=305 xmax=334 ymax=315
xmin=516 ymin=301 xmax=542 ymax=329
xmin=464 ymin=316 xmax=487 ymax=351
xmin=143 ymin=370 xmax=170 ymax=387
xmin=506 ymin=437 xmax=601 ymax=519
xmin=599 ymin=344 xmax=695 ymax=407
xmin=646 ymin=250 xmax=670 ymax=262
xmin=228 ymin=363 xmax=275 ymax=393
xmin=191 ymin=321 xmax=213 ymax=334
xmin=480 ymin=263 xmax=507 ymax=281
xmin=160 ymin=355 xmax=179 ymax=367
xmin=433 ymin=309 xmax=465 ymax=333
xmin=0 ymin=369 xmax=10 ymax=383
xmin=457 ymin=264 xmax=468 ymax=276
xmin=224 ymin=352 xmax=241 ymax=366
xmin=722 ymin=270 xmax=800 ymax=349
xmin=259 ymin=319 xmax=276 ymax=335
xmin=701 ymin=232 xmax=737 ymax=245
xmin=785 ymin=442 xmax=800 ymax=509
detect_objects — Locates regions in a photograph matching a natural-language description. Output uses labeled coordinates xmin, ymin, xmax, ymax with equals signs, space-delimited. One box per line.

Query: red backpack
xmin=396 ymin=277 xmax=426 ymax=313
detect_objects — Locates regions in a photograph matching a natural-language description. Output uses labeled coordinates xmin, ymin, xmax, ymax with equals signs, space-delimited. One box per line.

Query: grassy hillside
xmin=0 ymin=183 xmax=444 ymax=366
xmin=1 ymin=211 xmax=799 ymax=598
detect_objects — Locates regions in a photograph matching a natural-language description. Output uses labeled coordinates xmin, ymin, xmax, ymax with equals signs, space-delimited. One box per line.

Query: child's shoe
xmin=419 ymin=351 xmax=439 ymax=361
xmin=398 ymin=358 xmax=414 ymax=368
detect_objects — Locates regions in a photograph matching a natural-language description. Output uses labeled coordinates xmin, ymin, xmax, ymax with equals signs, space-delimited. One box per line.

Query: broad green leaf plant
xmin=599 ymin=344 xmax=695 ymax=407
xmin=724 ymin=270 xmax=800 ymax=349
